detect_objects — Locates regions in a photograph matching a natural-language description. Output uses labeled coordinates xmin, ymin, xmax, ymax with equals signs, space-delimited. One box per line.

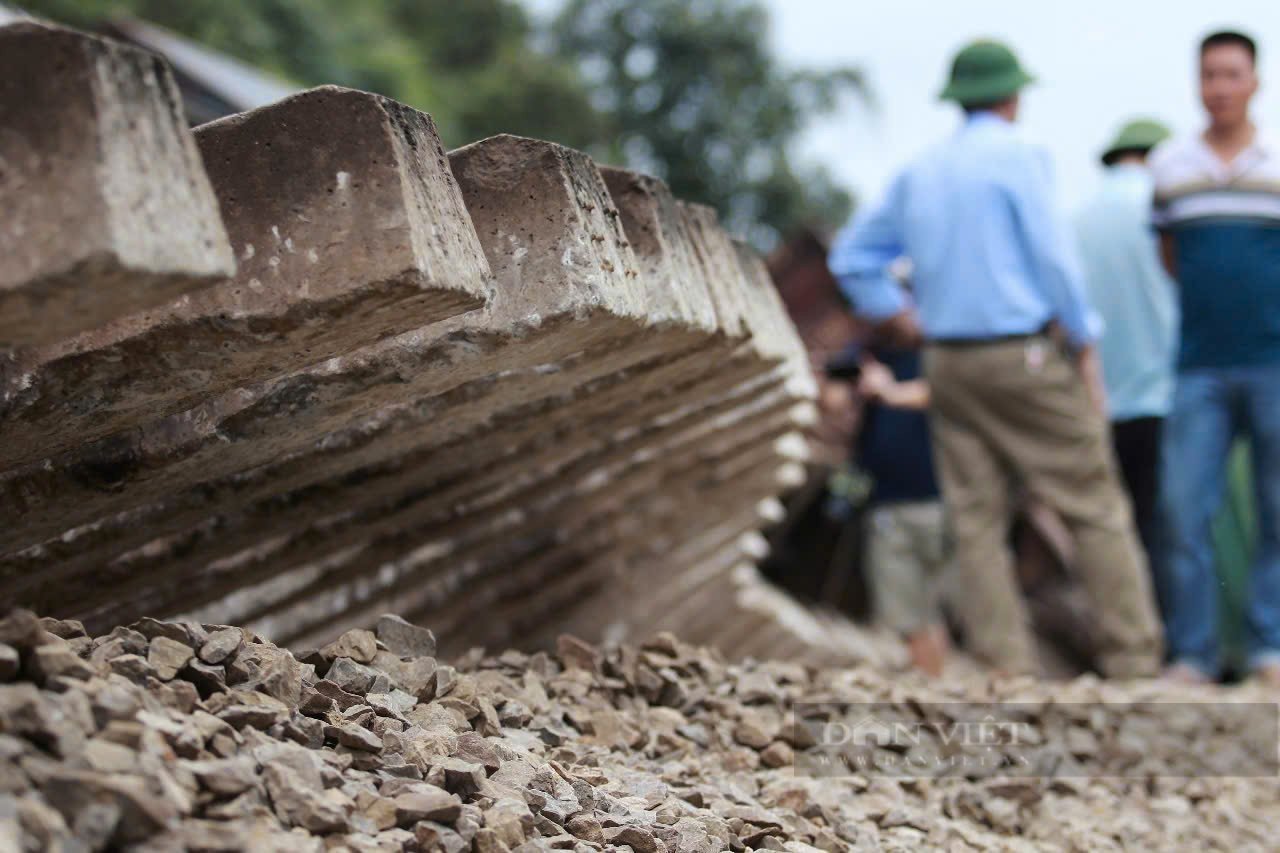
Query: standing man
xmin=828 ymin=39 xmax=1163 ymax=678
xmin=1074 ymin=119 xmax=1177 ymax=580
xmin=1150 ymin=30 xmax=1280 ymax=685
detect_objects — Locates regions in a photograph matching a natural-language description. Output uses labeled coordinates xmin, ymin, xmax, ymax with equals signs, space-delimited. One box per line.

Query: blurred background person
xmin=1150 ymin=30 xmax=1280 ymax=685
xmin=1073 ymin=118 xmax=1176 ymax=597
xmin=821 ymin=266 xmax=949 ymax=677
xmin=829 ymin=38 xmax=1162 ymax=678
xmin=849 ymin=333 xmax=950 ymax=678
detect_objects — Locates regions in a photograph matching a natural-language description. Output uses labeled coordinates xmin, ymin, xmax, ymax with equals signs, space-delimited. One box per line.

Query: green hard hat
xmin=939 ymin=39 xmax=1035 ymax=105
xmin=1101 ymin=118 xmax=1171 ymax=165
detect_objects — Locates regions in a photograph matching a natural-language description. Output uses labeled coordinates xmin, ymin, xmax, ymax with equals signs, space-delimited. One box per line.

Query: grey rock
xmin=0 ymin=610 xmax=50 ymax=651
xmin=216 ymin=697 xmax=289 ymax=730
xmin=371 ymin=716 xmax=406 ymax=740
xmin=556 ymin=636 xmax=602 ymax=674
xmin=296 ymin=648 xmax=330 ymax=677
xmin=434 ymin=666 xmax=457 ymax=698
xmin=158 ymin=678 xmax=199 ymax=714
xmin=325 ymin=722 xmax=384 ymax=753
xmin=228 ymin=643 xmax=302 ymax=706
xmin=415 ymin=820 xmax=469 ymax=853
xmin=38 ymin=618 xmax=87 ymax=640
xmin=343 ymin=704 xmax=377 ymax=727
xmin=0 ymin=683 xmax=63 ymax=753
xmin=0 ymin=644 xmax=18 ymax=681
xmin=96 ymin=626 xmax=149 ymax=656
xmin=28 ymin=642 xmax=94 ymax=683
xmin=365 ymin=692 xmax=408 ymax=720
xmin=566 ymin=814 xmax=605 ymax=843
xmin=130 ymin=618 xmax=200 ymax=649
xmin=371 ymin=652 xmax=439 ymax=702
xmin=182 ymin=659 xmax=227 ymax=698
xmin=426 ymin=756 xmax=486 ymax=797
xmin=80 ymin=738 xmax=141 ymax=774
xmin=42 ymin=766 xmax=179 ymax=843
xmin=732 ymin=717 xmax=772 ymax=750
xmin=282 ymin=714 xmax=326 ymax=748
xmin=263 ymin=752 xmax=351 ymax=833
xmin=453 ymin=730 xmax=502 ymax=773
xmin=322 ymin=629 xmax=379 ymax=665
xmin=198 ymin=628 xmax=244 ymax=665
xmin=393 ymin=787 xmax=462 ymax=825
xmin=482 ymin=797 xmax=535 ymax=848
xmin=107 ymin=653 xmax=153 ymax=683
xmin=88 ymin=638 xmax=129 ymax=669
xmin=760 ymin=741 xmax=793 ymax=768
xmin=499 ymin=700 xmax=533 ymax=728
xmin=71 ymin=799 xmax=122 ymax=850
xmin=299 ymin=684 xmax=340 ymax=716
xmin=376 ymin=615 xmax=438 ymax=659
xmin=204 ymin=788 xmax=273 ymax=822
xmin=328 ymin=658 xmax=381 ymax=696
xmin=183 ymin=756 xmax=257 ymax=796
xmin=147 ymin=636 xmax=194 ymax=681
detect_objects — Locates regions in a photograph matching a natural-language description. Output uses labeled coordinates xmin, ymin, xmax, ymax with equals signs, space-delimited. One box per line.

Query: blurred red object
xmin=768 ymin=228 xmax=867 ymax=465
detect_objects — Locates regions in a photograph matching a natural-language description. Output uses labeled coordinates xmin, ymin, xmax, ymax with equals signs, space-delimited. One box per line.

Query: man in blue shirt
xmin=828 ymin=40 xmax=1162 ymax=677
xmin=1074 ymin=119 xmax=1177 ymax=588
xmin=1150 ymin=30 xmax=1280 ymax=686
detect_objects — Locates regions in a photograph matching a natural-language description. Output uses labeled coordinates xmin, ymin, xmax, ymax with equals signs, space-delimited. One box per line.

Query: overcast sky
xmin=525 ymin=0 xmax=1280 ymax=218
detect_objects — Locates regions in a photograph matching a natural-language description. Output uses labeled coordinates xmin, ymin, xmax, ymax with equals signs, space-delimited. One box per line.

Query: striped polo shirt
xmin=1150 ymin=130 xmax=1280 ymax=370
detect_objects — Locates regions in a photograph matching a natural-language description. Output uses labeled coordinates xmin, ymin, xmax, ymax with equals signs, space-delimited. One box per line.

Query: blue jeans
xmin=1159 ymin=364 xmax=1280 ymax=676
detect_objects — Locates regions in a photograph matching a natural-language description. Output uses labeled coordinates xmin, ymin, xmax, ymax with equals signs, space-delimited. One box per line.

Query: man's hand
xmin=857 ymin=356 xmax=931 ymax=410
xmin=1075 ymin=344 xmax=1108 ymax=418
xmin=855 ymin=358 xmax=896 ymax=402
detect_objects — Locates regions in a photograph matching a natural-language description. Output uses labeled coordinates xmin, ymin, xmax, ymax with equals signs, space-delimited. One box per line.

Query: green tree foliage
xmin=17 ymin=0 xmax=605 ymax=147
xmin=17 ymin=0 xmax=862 ymax=246
xmin=551 ymin=0 xmax=866 ymax=246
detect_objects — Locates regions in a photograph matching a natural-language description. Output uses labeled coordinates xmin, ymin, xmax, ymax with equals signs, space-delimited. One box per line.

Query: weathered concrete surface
xmin=0 ymin=139 xmax=745 ymax=556
xmin=216 ymin=410 xmax=803 ymax=652
xmin=12 ymin=363 xmax=801 ymax=639
xmin=0 ymin=22 xmax=233 ymax=351
xmin=599 ymin=167 xmax=718 ymax=334
xmin=291 ymin=446 xmax=795 ymax=655
xmin=731 ymin=237 xmax=816 ymax=399
xmin=0 ymin=154 xmax=777 ymax=594
xmin=3 ymin=345 xmax=773 ymax=613
xmin=452 ymin=461 xmax=794 ymax=658
xmin=0 ymin=85 xmax=488 ymax=470
xmin=0 ymin=341 xmax=726 ymax=592
xmin=0 ymin=51 xmax=821 ymax=663
xmin=73 ymin=387 xmax=802 ymax=633
xmin=94 ymin=382 xmax=800 ymax=636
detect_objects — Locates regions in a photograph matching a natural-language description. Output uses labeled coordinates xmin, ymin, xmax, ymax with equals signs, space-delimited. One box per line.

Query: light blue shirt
xmin=828 ymin=112 xmax=1100 ymax=348
xmin=1074 ymin=164 xmax=1178 ymax=419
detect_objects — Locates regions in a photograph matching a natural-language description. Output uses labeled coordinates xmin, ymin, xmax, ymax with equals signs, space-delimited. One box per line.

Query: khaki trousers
xmin=866 ymin=500 xmax=950 ymax=637
xmin=923 ymin=337 xmax=1163 ymax=678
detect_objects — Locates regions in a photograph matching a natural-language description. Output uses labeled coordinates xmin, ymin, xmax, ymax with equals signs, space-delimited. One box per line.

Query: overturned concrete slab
xmin=0 ymin=135 xmax=664 ymax=551
xmin=0 ymin=85 xmax=489 ymax=470
xmin=0 ymin=22 xmax=233 ymax=351
xmin=192 ymin=408 xmax=803 ymax=650
xmin=599 ymin=167 xmax=717 ymax=334
xmin=58 ymin=375 xmax=801 ymax=632
xmin=1 ymin=64 xmax=822 ymax=663
xmin=0 ymin=149 xmax=760 ymax=564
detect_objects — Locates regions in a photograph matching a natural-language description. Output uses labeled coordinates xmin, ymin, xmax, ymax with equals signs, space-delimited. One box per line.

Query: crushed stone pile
xmin=0 ymin=609 xmax=1276 ymax=852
